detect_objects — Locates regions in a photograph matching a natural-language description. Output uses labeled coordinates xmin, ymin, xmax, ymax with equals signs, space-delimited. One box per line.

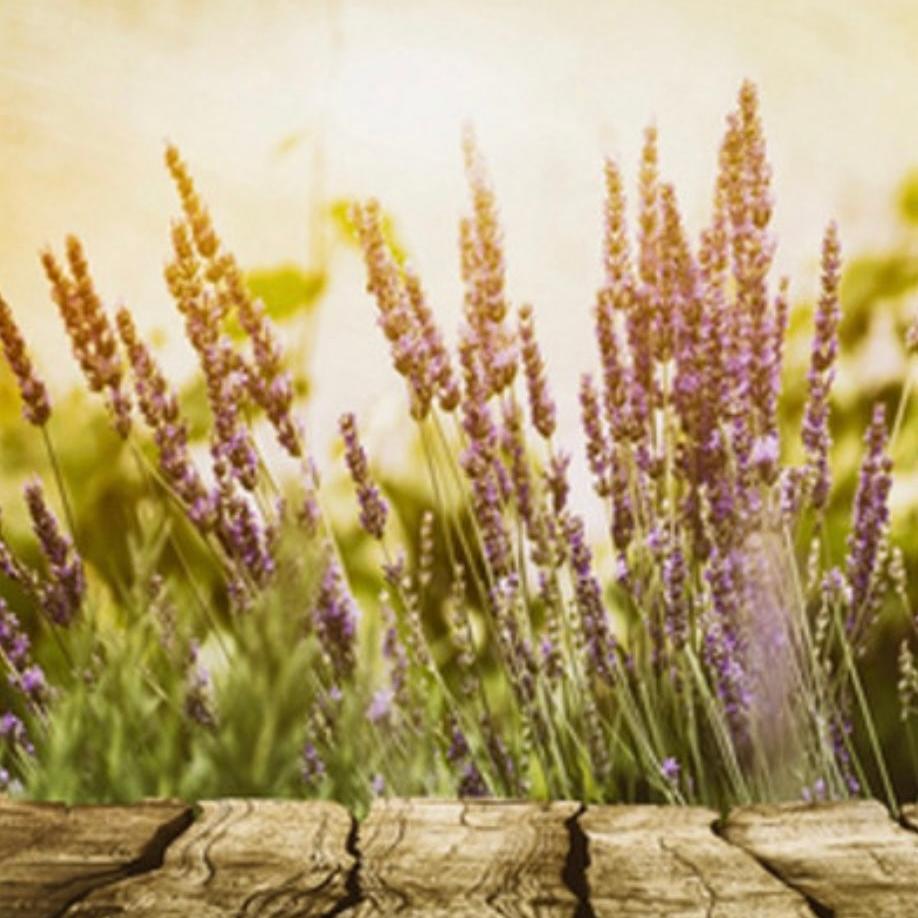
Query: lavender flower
xmin=0 ymin=601 xmax=47 ymax=709
xmin=184 ymin=640 xmax=217 ymax=729
xmin=500 ymin=400 xmax=535 ymax=534
xmin=594 ymin=288 xmax=631 ymax=443
xmin=312 ymin=554 xmax=358 ymax=678
xmin=115 ymin=307 xmax=215 ymax=530
xmin=301 ymin=741 xmax=326 ymax=788
xmin=0 ymin=292 xmax=51 ymax=426
xmin=802 ymin=222 xmax=842 ymax=509
xmin=460 ymin=437 xmax=511 ymax=577
xmin=801 ymin=778 xmax=828 ymax=803
xmin=660 ymin=531 xmax=688 ymax=650
xmin=565 ymin=514 xmax=616 ymax=680
xmin=445 ymin=720 xmax=487 ymax=797
xmin=213 ymin=482 xmax=275 ymax=590
xmin=24 ymin=479 xmax=85 ymax=626
xmin=381 ymin=596 xmax=409 ymax=710
xmin=164 ymin=144 xmax=219 ymax=260
xmin=637 ymin=125 xmax=661 ymax=291
xmin=339 ymin=412 xmax=388 ymax=540
xmin=367 ymin=688 xmax=393 ymax=724
xmin=164 ymin=221 xmax=261 ymax=492
xmin=544 ymin=450 xmax=571 ymax=518
xmin=602 ymin=157 xmax=634 ymax=292
xmin=221 ymin=261 xmax=304 ymax=458
xmin=404 ymin=266 xmax=460 ymax=412
xmin=353 ymin=201 xmax=439 ymax=420
xmin=660 ymin=756 xmax=681 ymax=785
xmin=733 ymin=83 xmax=776 ymax=439
xmin=41 ymin=238 xmax=132 ymax=437
xmin=898 ymin=640 xmax=918 ymax=722
xmin=580 ymin=373 xmax=611 ymax=498
xmin=845 ymin=402 xmax=892 ymax=642
xmin=459 ymin=132 xmax=517 ymax=398
xmin=0 ymin=710 xmax=33 ymax=757
xmin=517 ymin=304 xmax=556 ymax=439
xmin=702 ymin=548 xmax=751 ymax=732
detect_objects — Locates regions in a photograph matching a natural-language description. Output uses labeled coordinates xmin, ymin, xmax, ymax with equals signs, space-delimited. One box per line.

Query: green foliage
xmin=234 ymin=265 xmax=324 ymax=337
xmin=898 ymin=171 xmax=918 ymax=227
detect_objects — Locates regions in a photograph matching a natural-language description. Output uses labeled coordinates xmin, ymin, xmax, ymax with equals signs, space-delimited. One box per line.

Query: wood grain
xmin=65 ymin=798 xmax=355 ymax=917
xmin=7 ymin=795 xmax=918 ymax=915
xmin=723 ymin=800 xmax=918 ymax=917
xmin=345 ymin=798 xmax=580 ymax=916
xmin=0 ymin=798 xmax=192 ymax=917
xmin=581 ymin=804 xmax=810 ymax=916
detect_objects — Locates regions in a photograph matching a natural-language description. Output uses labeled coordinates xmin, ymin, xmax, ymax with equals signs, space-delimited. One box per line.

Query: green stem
xmin=41 ymin=425 xmax=78 ymax=540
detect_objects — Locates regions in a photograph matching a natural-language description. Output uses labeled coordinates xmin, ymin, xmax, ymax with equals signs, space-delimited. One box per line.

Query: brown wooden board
xmin=65 ymin=798 xmax=355 ymax=917
xmin=580 ymin=804 xmax=811 ymax=916
xmin=9 ymin=795 xmax=918 ymax=915
xmin=0 ymin=798 xmax=192 ymax=917
xmin=899 ymin=802 xmax=918 ymax=834
xmin=723 ymin=800 xmax=918 ymax=917
xmin=344 ymin=798 xmax=580 ymax=916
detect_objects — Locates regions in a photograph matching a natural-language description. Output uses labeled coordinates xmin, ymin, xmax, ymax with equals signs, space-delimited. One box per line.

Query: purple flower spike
xmin=301 ymin=742 xmax=326 ymax=788
xmin=339 ymin=412 xmax=388 ymax=540
xmin=313 ymin=554 xmax=358 ymax=678
xmin=802 ymin=222 xmax=841 ymax=509
xmin=845 ymin=402 xmax=893 ymax=645
xmin=24 ymin=479 xmax=85 ymax=626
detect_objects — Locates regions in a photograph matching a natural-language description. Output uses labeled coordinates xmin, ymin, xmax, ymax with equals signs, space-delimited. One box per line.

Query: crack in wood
xmin=562 ymin=804 xmax=595 ymax=918
xmin=657 ymin=837 xmax=716 ymax=918
xmin=319 ymin=810 xmax=363 ymax=917
xmin=717 ymin=801 xmax=918 ymax=917
xmin=53 ymin=804 xmax=196 ymax=918
xmin=711 ymin=813 xmax=833 ymax=918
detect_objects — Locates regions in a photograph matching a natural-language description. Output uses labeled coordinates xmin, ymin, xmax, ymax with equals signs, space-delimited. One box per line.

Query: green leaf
xmin=246 ymin=265 xmax=325 ymax=322
xmin=897 ymin=170 xmax=918 ymax=227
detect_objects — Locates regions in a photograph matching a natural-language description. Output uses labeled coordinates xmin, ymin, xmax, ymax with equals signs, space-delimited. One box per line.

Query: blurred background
xmin=3 ymin=0 xmax=918 ymax=794
xmin=3 ymin=0 xmax=918 ymax=469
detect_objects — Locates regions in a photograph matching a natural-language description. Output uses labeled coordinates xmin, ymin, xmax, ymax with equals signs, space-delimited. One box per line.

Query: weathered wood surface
xmin=723 ymin=800 xmax=918 ymax=917
xmin=4 ymin=795 xmax=918 ymax=915
xmin=900 ymin=801 xmax=918 ymax=833
xmin=581 ymin=805 xmax=811 ymax=916
xmin=0 ymin=798 xmax=192 ymax=917
xmin=65 ymin=798 xmax=355 ymax=916
xmin=343 ymin=798 xmax=580 ymax=916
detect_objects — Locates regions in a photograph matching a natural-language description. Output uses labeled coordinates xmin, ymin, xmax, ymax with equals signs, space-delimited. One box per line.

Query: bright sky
xmin=1 ymin=0 xmax=917 ymax=471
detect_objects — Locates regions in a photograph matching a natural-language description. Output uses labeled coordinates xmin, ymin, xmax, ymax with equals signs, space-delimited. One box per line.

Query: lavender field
xmin=0 ymin=68 xmax=916 ymax=816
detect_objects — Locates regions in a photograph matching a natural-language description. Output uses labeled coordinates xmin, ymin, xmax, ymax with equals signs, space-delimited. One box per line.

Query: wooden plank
xmin=899 ymin=802 xmax=918 ymax=833
xmin=0 ymin=798 xmax=192 ymax=917
xmin=723 ymin=800 xmax=918 ymax=917
xmin=66 ymin=798 xmax=356 ymax=916
xmin=581 ymin=805 xmax=810 ymax=916
xmin=346 ymin=798 xmax=579 ymax=916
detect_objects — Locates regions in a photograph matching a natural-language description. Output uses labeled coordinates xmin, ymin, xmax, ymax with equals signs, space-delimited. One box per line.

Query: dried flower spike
xmin=0 ymin=293 xmax=51 ymax=426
